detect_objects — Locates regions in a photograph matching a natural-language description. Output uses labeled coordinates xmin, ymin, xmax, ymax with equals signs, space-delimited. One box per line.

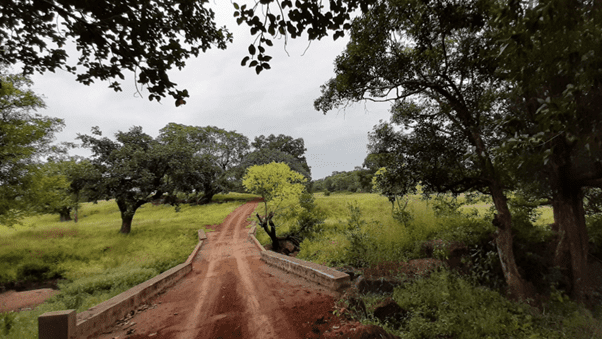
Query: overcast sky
xmin=26 ymin=3 xmax=391 ymax=180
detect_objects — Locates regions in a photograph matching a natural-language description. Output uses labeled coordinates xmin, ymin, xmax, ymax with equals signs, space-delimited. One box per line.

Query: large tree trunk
xmin=117 ymin=198 xmax=142 ymax=234
xmin=490 ymin=183 xmax=530 ymax=300
xmin=120 ymin=214 xmax=133 ymax=234
xmin=551 ymin=174 xmax=591 ymax=302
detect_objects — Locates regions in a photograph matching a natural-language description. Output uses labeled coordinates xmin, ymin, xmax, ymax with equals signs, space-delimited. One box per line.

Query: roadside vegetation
xmin=0 ymin=193 xmax=256 ymax=339
xmin=253 ymin=191 xmax=602 ymax=338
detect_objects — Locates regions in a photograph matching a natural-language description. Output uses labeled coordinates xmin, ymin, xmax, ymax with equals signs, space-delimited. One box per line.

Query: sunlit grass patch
xmin=213 ymin=192 xmax=260 ymax=203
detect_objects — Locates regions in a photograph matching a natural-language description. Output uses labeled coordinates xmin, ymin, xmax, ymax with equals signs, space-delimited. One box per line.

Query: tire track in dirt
xmin=97 ymin=200 xmax=336 ymax=339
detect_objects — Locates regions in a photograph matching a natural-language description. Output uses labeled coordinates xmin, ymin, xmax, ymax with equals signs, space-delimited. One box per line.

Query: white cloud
xmin=25 ymin=2 xmax=391 ymax=180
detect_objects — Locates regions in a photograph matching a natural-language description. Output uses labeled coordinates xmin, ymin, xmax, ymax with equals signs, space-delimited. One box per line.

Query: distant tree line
xmin=0 ymin=70 xmax=311 ymax=234
xmin=311 ymin=167 xmax=374 ymax=194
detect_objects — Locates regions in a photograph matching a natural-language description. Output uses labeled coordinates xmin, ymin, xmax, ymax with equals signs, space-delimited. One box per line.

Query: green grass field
xmin=2 ymin=191 xmax=598 ymax=339
xmin=254 ymin=192 xmax=499 ymax=266
xmin=252 ymin=191 xmax=602 ymax=338
xmin=0 ymin=192 xmax=258 ymax=339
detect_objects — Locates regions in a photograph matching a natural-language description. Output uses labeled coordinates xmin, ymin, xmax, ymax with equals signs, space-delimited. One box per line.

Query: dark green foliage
xmin=466 ymin=243 xmax=505 ymax=291
xmin=508 ymin=195 xmax=551 ymax=244
xmin=78 ymin=125 xmax=198 ymax=233
xmin=243 ymin=134 xmax=311 ymax=180
xmin=392 ymin=270 xmax=550 ymax=339
xmin=2 ymin=0 xmax=232 ymax=103
xmin=158 ymin=123 xmax=250 ymax=204
xmin=289 ymin=192 xmax=326 ymax=241
xmin=312 ymin=168 xmax=374 ymax=193
xmin=587 ymin=215 xmax=602 ymax=260
xmin=344 ymin=202 xmax=373 ymax=267
xmin=0 ymin=72 xmax=64 ymax=225
xmin=16 ymin=261 xmax=62 ymax=283
xmin=0 ymin=312 xmax=16 ymax=336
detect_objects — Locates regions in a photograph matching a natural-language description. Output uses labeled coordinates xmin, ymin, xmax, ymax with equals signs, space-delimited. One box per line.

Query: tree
xmin=78 ymin=126 xmax=192 ymax=234
xmin=251 ymin=134 xmax=309 ymax=171
xmin=494 ymin=0 xmax=602 ymax=301
xmin=372 ymin=167 xmax=416 ymax=213
xmin=243 ymin=134 xmax=311 ymax=180
xmin=158 ymin=123 xmax=250 ymax=204
xmin=29 ymin=157 xmax=96 ymax=222
xmin=313 ymin=0 xmax=532 ymax=299
xmin=233 ymin=0 xmax=368 ymax=74
xmin=30 ymin=160 xmax=76 ymax=221
xmin=0 ymin=71 xmax=64 ymax=225
xmin=242 ymin=162 xmax=306 ymax=251
xmin=2 ymin=0 xmax=232 ymax=105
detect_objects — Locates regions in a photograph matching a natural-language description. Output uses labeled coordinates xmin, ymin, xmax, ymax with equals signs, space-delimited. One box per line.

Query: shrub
xmin=393 ymin=270 xmax=546 ymax=339
xmin=0 ymin=312 xmax=16 ymax=336
xmin=289 ymin=192 xmax=326 ymax=241
xmin=344 ymin=202 xmax=375 ymax=267
xmin=16 ymin=262 xmax=62 ymax=282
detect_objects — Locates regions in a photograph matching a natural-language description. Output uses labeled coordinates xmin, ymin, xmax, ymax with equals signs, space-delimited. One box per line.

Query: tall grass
xmin=294 ymin=193 xmax=485 ymax=265
xmin=250 ymin=191 xmax=602 ymax=338
xmin=287 ymin=192 xmax=556 ymax=267
xmin=0 ymin=192 xmax=256 ymax=339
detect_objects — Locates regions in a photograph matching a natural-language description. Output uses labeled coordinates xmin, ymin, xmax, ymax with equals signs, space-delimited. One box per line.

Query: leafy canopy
xmin=242 ymin=162 xmax=306 ymax=216
xmin=0 ymin=71 xmax=64 ymax=225
xmin=1 ymin=0 xmax=232 ymax=105
xmin=78 ymin=125 xmax=194 ymax=233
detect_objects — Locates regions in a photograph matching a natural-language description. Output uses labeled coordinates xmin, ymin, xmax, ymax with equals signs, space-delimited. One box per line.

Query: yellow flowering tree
xmin=243 ymin=162 xmax=306 ymax=252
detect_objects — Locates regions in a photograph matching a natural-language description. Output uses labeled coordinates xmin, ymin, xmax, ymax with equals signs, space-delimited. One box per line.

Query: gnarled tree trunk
xmin=256 ymin=212 xmax=279 ymax=252
xmin=490 ymin=183 xmax=530 ymax=300
xmin=117 ymin=198 xmax=144 ymax=234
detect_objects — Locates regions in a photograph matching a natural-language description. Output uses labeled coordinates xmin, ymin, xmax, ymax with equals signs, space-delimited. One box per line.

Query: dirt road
xmin=97 ymin=200 xmax=338 ymax=339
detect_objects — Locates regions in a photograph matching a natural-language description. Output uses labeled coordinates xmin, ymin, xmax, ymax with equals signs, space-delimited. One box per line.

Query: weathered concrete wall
xmin=75 ymin=263 xmax=192 ymax=338
xmin=248 ymin=225 xmax=350 ymax=292
xmin=39 ymin=231 xmax=206 ymax=339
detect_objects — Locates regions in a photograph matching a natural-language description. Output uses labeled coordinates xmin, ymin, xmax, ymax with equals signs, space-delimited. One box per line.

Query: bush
xmin=289 ymin=192 xmax=326 ymax=241
xmin=16 ymin=262 xmax=62 ymax=282
xmin=0 ymin=312 xmax=16 ymax=336
xmin=393 ymin=270 xmax=545 ymax=339
xmin=344 ymin=202 xmax=374 ymax=267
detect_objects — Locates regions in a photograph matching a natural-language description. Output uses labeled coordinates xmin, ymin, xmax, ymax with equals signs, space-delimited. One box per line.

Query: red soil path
xmin=0 ymin=288 xmax=59 ymax=313
xmin=96 ymin=200 xmax=341 ymax=339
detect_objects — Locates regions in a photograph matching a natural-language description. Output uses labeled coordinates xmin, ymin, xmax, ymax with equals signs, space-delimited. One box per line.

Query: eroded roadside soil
xmin=96 ymin=200 xmax=341 ymax=339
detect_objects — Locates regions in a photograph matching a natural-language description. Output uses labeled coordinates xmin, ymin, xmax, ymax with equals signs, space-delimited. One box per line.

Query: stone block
xmin=39 ymin=309 xmax=76 ymax=339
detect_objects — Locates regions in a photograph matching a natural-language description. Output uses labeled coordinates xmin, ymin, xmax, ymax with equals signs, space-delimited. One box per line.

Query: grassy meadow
xmin=2 ymin=189 xmax=599 ymax=339
xmin=253 ymin=191 xmax=602 ymax=339
xmin=255 ymin=192 xmax=501 ymax=265
xmin=0 ymin=192 xmax=257 ymax=339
